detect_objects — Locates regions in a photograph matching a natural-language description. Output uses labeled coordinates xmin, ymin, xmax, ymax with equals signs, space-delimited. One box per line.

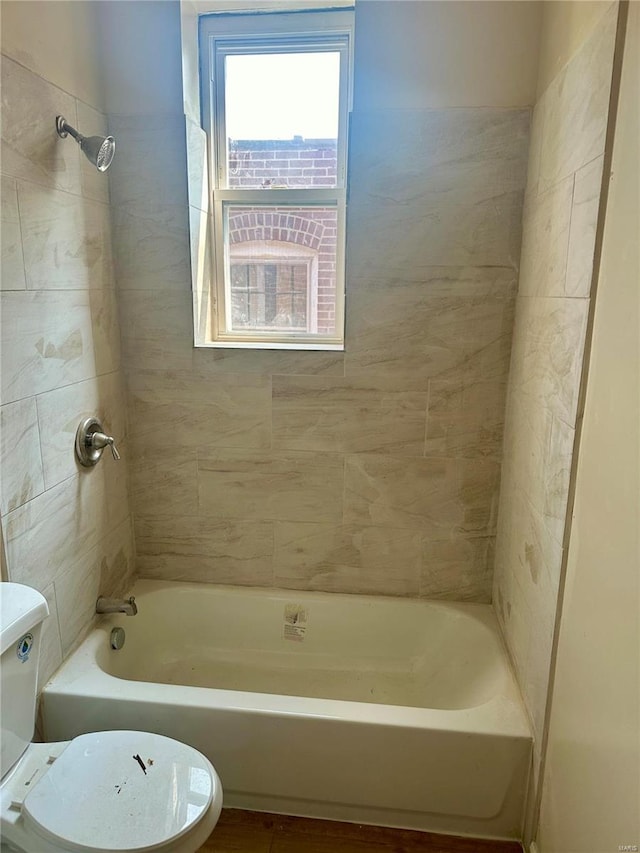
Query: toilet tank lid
xmin=0 ymin=583 xmax=49 ymax=655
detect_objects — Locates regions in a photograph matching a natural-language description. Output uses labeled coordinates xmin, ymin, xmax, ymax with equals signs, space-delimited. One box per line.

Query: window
xmin=199 ymin=9 xmax=354 ymax=349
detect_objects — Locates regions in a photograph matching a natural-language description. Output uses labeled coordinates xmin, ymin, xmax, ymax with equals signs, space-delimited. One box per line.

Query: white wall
xmin=354 ymin=0 xmax=541 ymax=108
xmin=0 ymin=0 xmax=105 ymax=111
xmin=95 ymin=0 xmax=184 ymax=117
xmin=536 ymin=3 xmax=640 ymax=849
xmin=536 ymin=0 xmax=614 ymax=97
xmin=188 ymin=0 xmax=541 ymax=111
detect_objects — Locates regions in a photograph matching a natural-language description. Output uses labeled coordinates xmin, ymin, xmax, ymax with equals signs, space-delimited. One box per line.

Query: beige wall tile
xmin=347 ymin=190 xmax=524 ymax=273
xmin=500 ymin=392 xmax=551 ymax=526
xmin=102 ymin=444 xmax=133 ymax=532
xmin=36 ymin=371 xmax=127 ymax=490
xmin=92 ymin=286 xmax=122 ymax=374
xmin=198 ymin=450 xmax=344 ymax=522
xmin=509 ymin=294 xmax=590 ymax=428
xmin=495 ymin=559 xmax=532 ymax=680
xmin=425 ymin=378 xmax=506 ymax=459
xmin=494 ymin=480 xmax=564 ymax=739
xmin=118 ymin=289 xmax=195 ymax=371
xmin=130 ymin=448 xmax=198 ymax=519
xmin=113 ymin=204 xmax=190 ymax=291
xmin=420 ymin=535 xmax=494 ymax=602
xmin=3 ymin=466 xmax=119 ymax=592
xmin=272 ymin=375 xmax=427 ymax=455
xmin=517 ymin=176 xmax=573 ymax=298
xmin=55 ymin=517 xmax=136 ymax=655
xmin=565 ymin=155 xmax=605 ymax=297
xmin=18 ymin=181 xmax=113 ymax=291
xmin=543 ymin=414 xmax=575 ymax=546
xmin=1 ymin=176 xmax=26 ymax=291
xmin=38 ymin=583 xmax=63 ymax=690
xmin=510 ymin=489 xmax=562 ymax=589
xmin=345 ymin=269 xmax=516 ymax=387
xmin=192 ymin=347 xmax=345 ymax=377
xmin=99 ymin=516 xmax=136 ymax=599
xmin=344 ymin=454 xmax=499 ymax=536
xmin=1 ymin=290 xmax=105 ymax=403
xmin=349 ymin=108 xmax=530 ymax=207
xmin=500 ymin=490 xmax=561 ymax=738
xmin=0 ymin=56 xmax=81 ymax=194
xmin=108 ymin=115 xmax=188 ymax=215
xmin=54 ymin=548 xmax=100 ymax=656
xmin=129 ymin=370 xmax=271 ymax=451
xmin=274 ymin=521 xmax=422 ymax=596
xmin=0 ymin=397 xmax=45 ymax=515
xmin=136 ymin=516 xmax=273 ymax=586
xmin=0 ymin=288 xmax=120 ymax=404
xmin=537 ymin=2 xmax=617 ymax=192
xmin=524 ymin=98 xmax=546 ymax=201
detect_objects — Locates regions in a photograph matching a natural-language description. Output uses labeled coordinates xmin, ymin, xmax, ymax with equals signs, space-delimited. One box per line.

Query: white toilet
xmin=0 ymin=583 xmax=223 ymax=853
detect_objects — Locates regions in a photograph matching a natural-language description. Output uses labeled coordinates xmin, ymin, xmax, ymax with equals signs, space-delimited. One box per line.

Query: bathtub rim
xmin=43 ymin=580 xmax=531 ymax=741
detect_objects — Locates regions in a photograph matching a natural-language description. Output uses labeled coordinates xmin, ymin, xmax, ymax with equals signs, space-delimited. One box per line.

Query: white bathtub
xmin=42 ymin=580 xmax=531 ymax=839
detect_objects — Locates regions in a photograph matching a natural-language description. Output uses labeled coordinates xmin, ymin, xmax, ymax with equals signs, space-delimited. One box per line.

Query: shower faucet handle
xmin=75 ymin=417 xmax=121 ymax=467
xmin=91 ymin=431 xmax=121 ymax=461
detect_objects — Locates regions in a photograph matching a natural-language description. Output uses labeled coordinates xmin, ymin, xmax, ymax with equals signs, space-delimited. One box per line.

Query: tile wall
xmin=493 ymin=1 xmax=619 ymax=768
xmin=0 ymin=53 xmax=135 ymax=685
xmin=109 ymin=37 xmax=529 ymax=600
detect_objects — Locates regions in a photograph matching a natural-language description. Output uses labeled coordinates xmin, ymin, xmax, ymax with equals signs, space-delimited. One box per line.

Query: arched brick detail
xmin=228 ymin=210 xmax=324 ymax=251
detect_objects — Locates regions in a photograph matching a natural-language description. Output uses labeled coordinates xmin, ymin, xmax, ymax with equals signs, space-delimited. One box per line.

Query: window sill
xmin=194 ymin=340 xmax=345 ymax=352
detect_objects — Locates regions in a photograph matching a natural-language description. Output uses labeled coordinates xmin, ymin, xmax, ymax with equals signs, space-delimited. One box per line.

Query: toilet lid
xmin=23 ymin=731 xmax=215 ymax=852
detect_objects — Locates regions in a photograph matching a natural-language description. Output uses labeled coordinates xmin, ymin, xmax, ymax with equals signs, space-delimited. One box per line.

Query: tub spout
xmin=96 ymin=595 xmax=137 ymax=616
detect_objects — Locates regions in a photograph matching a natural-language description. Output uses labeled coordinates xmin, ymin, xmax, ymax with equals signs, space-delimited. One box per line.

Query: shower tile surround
xmin=110 ymin=102 xmax=528 ymax=601
xmin=0 ymin=1 xmax=538 ymax=672
xmin=492 ymin=1 xmax=619 ymax=776
xmin=0 ymin=51 xmax=136 ymax=683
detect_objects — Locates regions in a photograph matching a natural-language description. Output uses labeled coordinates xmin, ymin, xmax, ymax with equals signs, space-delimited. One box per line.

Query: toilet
xmin=0 ymin=583 xmax=223 ymax=853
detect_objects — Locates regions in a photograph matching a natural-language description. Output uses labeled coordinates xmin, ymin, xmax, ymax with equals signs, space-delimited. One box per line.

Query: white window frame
xmin=199 ymin=8 xmax=354 ymax=350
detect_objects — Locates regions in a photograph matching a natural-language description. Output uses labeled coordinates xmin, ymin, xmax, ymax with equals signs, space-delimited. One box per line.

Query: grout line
xmin=423 ymin=379 xmax=431 ymax=458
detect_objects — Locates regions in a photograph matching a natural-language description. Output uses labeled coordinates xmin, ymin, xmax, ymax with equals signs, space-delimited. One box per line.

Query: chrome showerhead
xmin=56 ymin=116 xmax=116 ymax=172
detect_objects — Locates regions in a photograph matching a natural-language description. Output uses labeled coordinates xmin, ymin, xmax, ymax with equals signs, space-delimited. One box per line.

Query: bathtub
xmin=42 ymin=580 xmax=531 ymax=840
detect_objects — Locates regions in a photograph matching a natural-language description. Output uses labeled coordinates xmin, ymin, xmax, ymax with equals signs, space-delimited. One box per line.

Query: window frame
xmin=199 ymin=8 xmax=354 ymax=350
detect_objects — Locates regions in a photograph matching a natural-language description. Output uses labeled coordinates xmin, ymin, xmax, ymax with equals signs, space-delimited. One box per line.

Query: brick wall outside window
xmin=227 ymin=140 xmax=338 ymax=333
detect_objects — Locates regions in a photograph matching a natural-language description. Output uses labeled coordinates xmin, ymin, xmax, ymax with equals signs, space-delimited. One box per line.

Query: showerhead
xmin=56 ymin=116 xmax=116 ymax=172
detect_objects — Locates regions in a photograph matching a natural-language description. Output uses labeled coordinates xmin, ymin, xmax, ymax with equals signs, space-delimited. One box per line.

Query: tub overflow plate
xmin=110 ymin=627 xmax=126 ymax=650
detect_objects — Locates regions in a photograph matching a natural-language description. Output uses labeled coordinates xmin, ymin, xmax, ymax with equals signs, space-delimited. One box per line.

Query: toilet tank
xmin=0 ymin=584 xmax=49 ymax=780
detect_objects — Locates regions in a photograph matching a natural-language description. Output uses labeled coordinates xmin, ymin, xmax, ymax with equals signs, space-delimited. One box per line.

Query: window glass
xmin=224 ymin=204 xmax=338 ymax=336
xmin=225 ymin=52 xmax=340 ymax=189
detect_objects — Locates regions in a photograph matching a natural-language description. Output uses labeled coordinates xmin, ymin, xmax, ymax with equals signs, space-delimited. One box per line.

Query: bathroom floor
xmin=199 ymin=809 xmax=523 ymax=852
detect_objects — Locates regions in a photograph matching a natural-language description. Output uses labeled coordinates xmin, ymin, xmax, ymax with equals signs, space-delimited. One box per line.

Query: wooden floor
xmin=199 ymin=809 xmax=523 ymax=852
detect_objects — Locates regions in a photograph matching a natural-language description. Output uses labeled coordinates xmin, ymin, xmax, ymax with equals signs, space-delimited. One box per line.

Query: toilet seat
xmin=21 ymin=731 xmax=218 ymax=852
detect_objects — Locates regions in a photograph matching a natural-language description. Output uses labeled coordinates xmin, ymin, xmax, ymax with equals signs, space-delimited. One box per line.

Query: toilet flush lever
xmin=75 ymin=417 xmax=121 ymax=467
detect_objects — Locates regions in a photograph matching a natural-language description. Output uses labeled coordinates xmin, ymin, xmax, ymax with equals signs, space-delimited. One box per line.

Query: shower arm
xmin=56 ymin=116 xmax=86 ymax=144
